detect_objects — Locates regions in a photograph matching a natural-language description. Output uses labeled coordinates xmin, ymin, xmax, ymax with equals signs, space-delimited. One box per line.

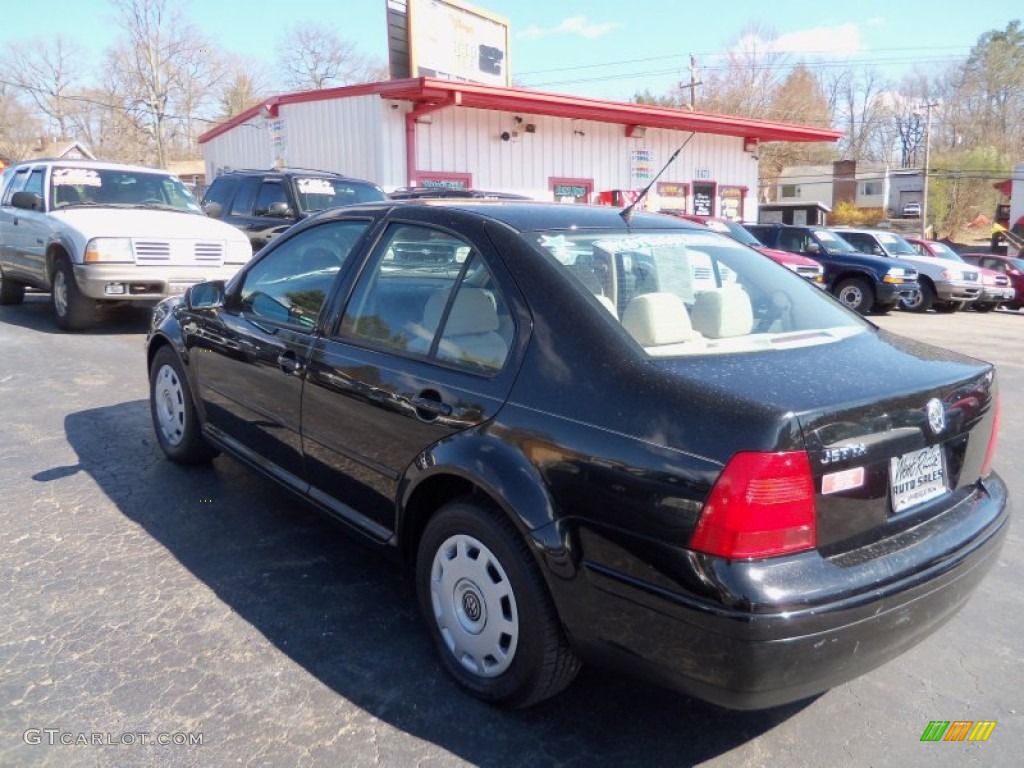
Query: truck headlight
xmin=84 ymin=238 xmax=133 ymax=263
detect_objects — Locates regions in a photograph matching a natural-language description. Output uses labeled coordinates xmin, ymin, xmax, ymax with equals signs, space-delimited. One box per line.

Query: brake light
xmin=690 ymin=451 xmax=816 ymax=559
xmin=980 ymin=395 xmax=1001 ymax=478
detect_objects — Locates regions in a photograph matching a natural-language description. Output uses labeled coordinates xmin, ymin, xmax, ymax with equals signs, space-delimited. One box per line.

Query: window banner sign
xmin=631 ymin=149 xmax=655 ymax=188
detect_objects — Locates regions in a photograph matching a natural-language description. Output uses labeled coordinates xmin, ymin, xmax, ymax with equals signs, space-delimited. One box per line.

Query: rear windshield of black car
xmin=529 ymin=228 xmax=867 ymax=357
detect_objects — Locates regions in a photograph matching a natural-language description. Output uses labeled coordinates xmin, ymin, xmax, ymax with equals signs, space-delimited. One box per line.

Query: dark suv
xmin=202 ymin=168 xmax=386 ymax=251
xmin=746 ymin=223 xmax=919 ymax=314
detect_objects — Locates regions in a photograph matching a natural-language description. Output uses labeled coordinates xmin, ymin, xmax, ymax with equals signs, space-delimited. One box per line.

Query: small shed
xmin=757 ymin=200 xmax=832 ymax=226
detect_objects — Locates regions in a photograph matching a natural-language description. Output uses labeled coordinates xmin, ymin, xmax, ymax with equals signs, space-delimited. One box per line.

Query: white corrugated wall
xmin=202 ymin=94 xmax=761 ymax=217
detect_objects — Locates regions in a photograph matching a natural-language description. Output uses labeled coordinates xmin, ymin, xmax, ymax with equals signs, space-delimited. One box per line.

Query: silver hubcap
xmin=53 ymin=269 xmax=68 ymax=316
xmin=839 ymin=285 xmax=864 ymax=309
xmin=902 ymin=289 xmax=922 ymax=309
xmin=430 ymin=534 xmax=519 ymax=677
xmin=154 ymin=364 xmax=187 ymax=447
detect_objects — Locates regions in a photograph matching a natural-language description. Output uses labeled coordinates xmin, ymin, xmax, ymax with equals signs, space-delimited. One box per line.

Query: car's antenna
xmin=620 ymin=131 xmax=696 ymax=224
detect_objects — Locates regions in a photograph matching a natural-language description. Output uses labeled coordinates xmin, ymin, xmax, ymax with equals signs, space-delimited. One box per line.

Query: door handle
xmin=277 ymin=352 xmax=305 ymax=376
xmin=410 ymin=395 xmax=452 ymax=418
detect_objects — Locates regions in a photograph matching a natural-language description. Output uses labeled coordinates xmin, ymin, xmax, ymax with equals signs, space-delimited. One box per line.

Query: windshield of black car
xmin=50 ymin=167 xmax=201 ymax=212
xmin=294 ymin=177 xmax=386 ymax=213
xmin=530 ymin=228 xmax=867 ymax=357
xmin=812 ymin=229 xmax=858 ymax=253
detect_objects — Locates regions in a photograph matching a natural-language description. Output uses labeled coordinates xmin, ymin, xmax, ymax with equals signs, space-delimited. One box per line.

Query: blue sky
xmin=0 ymin=0 xmax=1019 ymax=101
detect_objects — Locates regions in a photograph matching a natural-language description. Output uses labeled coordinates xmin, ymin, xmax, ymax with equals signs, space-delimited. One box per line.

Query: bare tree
xmin=0 ymin=84 xmax=42 ymax=161
xmin=1 ymin=35 xmax=86 ymax=140
xmin=276 ymin=22 xmax=385 ymax=91
xmin=699 ymin=26 xmax=791 ymax=118
xmin=826 ymin=67 xmax=893 ymax=161
xmin=218 ymin=56 xmax=273 ymax=119
xmin=105 ymin=0 xmax=221 ymax=167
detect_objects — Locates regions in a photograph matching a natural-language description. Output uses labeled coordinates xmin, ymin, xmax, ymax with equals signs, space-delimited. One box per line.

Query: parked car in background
xmin=902 ymin=201 xmax=922 ymax=218
xmin=0 ymin=159 xmax=253 ymax=330
xmin=672 ymin=214 xmax=824 ymax=285
xmin=745 ymin=223 xmax=919 ymax=314
xmin=905 ymin=237 xmax=1014 ymax=312
xmin=835 ymin=228 xmax=981 ymax=313
xmin=147 ymin=199 xmax=1006 ymax=710
xmin=388 ymin=187 xmax=532 ymax=201
xmin=202 ymin=168 xmax=386 ymax=252
xmin=959 ymin=251 xmax=1024 ymax=311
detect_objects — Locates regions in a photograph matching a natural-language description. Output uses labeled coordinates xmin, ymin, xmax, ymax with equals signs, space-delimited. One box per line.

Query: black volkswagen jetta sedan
xmin=146 ymin=200 xmax=1008 ymax=710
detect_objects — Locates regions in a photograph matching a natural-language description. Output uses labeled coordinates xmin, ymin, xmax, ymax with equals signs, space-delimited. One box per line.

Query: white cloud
xmin=518 ymin=16 xmax=619 ymax=41
xmin=735 ymin=23 xmax=866 ymax=58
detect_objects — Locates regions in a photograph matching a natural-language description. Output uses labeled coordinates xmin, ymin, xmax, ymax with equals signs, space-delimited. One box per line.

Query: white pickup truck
xmin=0 ymin=160 xmax=253 ymax=330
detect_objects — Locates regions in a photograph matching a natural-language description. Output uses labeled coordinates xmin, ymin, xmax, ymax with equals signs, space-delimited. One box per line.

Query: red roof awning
xmin=994 ymin=178 xmax=1012 ymax=195
xmin=199 ymin=77 xmax=843 ymax=146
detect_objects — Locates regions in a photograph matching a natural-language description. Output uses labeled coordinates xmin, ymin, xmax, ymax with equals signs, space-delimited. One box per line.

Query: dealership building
xmin=198 ymin=1 xmax=841 ymax=219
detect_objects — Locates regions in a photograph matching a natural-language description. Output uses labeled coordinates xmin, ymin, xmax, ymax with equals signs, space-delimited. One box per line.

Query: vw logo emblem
xmin=926 ymin=398 xmax=945 ymax=434
xmin=462 ymin=592 xmax=482 ymax=622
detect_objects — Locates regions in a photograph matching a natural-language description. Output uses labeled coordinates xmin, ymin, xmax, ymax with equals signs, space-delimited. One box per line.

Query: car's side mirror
xmin=11 ymin=191 xmax=43 ymax=211
xmin=202 ymin=201 xmax=223 ymax=218
xmin=266 ymin=201 xmax=294 ymax=218
xmin=186 ymin=281 xmax=226 ymax=309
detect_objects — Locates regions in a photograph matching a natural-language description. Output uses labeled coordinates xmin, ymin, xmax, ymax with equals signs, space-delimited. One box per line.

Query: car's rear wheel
xmin=416 ymin=498 xmax=580 ymax=708
xmin=835 ymin=277 xmax=873 ymax=314
xmin=149 ymin=346 xmax=217 ymax=464
xmin=934 ymin=301 xmax=964 ymax=313
xmin=900 ymin=281 xmax=935 ymax=313
xmin=0 ymin=268 xmax=26 ymax=305
xmin=973 ymin=302 xmax=996 ymax=312
xmin=51 ymin=257 xmax=96 ymax=330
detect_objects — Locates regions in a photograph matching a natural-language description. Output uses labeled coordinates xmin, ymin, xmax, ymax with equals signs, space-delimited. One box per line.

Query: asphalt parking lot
xmin=1 ymin=295 xmax=1021 ymax=768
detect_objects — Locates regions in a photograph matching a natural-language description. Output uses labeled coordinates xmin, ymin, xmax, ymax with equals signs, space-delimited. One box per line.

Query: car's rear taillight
xmin=690 ymin=451 xmax=816 ymax=559
xmin=980 ymin=395 xmax=1001 ymax=478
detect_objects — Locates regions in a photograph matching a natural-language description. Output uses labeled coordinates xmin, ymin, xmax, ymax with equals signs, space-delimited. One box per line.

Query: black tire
xmin=149 ymin=345 xmax=217 ymax=464
xmin=416 ymin=498 xmax=580 ymax=708
xmin=834 ymin=277 xmax=873 ymax=314
xmin=973 ymin=302 xmax=995 ymax=313
xmin=900 ymin=281 xmax=935 ymax=313
xmin=51 ymin=256 xmax=96 ymax=330
xmin=934 ymin=301 xmax=964 ymax=314
xmin=0 ymin=267 xmax=26 ymax=305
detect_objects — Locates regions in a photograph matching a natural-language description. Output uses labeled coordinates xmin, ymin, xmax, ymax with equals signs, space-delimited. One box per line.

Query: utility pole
xmin=678 ymin=54 xmax=701 ymax=110
xmin=920 ymin=101 xmax=938 ymax=239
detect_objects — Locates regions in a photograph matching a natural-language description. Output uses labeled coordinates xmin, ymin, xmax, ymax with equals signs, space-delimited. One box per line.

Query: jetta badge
xmin=926 ymin=398 xmax=946 ymax=434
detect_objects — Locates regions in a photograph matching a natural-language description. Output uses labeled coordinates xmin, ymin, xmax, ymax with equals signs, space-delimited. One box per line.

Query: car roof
xmin=220 ymin=167 xmax=374 ymax=182
xmin=319 ymin=199 xmax=704 ymax=232
xmin=6 ymin=158 xmax=173 ymax=176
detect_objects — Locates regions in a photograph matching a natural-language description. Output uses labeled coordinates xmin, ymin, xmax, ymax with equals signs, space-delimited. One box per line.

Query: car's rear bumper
xmin=567 ymin=473 xmax=1009 ymax=710
xmin=75 ymin=263 xmax=245 ymax=301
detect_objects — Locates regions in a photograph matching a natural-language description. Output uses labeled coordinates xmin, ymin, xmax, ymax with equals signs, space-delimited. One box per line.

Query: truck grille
xmin=132 ymin=240 xmax=224 ymax=267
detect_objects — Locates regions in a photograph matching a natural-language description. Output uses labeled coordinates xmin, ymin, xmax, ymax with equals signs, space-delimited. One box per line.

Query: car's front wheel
xmin=416 ymin=498 xmax=580 ymax=708
xmin=900 ymin=281 xmax=935 ymax=313
xmin=835 ymin=277 xmax=873 ymax=314
xmin=149 ymin=346 xmax=217 ymax=464
xmin=51 ymin=257 xmax=96 ymax=330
